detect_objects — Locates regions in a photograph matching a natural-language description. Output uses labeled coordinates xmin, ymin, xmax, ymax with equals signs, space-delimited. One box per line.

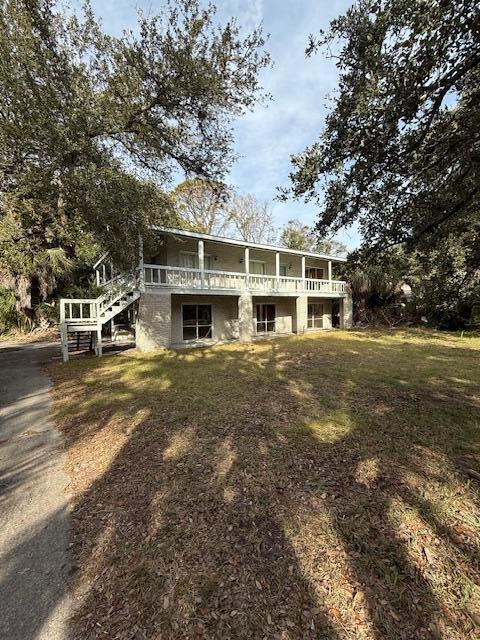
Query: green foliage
xmin=280 ymin=218 xmax=348 ymax=256
xmin=0 ymin=0 xmax=269 ymax=314
xmin=0 ymin=287 xmax=36 ymax=332
xmin=285 ymin=0 xmax=480 ymax=309
xmin=280 ymin=219 xmax=315 ymax=251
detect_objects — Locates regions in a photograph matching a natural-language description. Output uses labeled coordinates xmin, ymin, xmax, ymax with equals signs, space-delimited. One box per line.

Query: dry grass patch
xmin=50 ymin=329 xmax=480 ymax=639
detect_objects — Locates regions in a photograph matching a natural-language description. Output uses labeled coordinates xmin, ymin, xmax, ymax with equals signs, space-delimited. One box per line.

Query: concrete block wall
xmin=136 ymin=292 xmax=171 ymax=351
xmin=238 ymin=294 xmax=254 ymax=341
xmin=340 ymin=290 xmax=353 ymax=329
xmin=294 ymin=295 xmax=308 ymax=334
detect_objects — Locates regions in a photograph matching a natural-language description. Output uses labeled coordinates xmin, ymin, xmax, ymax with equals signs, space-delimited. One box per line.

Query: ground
xmin=50 ymin=329 xmax=480 ymax=640
xmin=0 ymin=341 xmax=70 ymax=640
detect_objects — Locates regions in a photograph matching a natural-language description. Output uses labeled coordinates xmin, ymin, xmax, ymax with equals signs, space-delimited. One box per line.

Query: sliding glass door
xmin=256 ymin=304 xmax=276 ymax=334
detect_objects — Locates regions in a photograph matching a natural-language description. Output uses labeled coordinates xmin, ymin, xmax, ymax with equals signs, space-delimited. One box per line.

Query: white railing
xmin=144 ymin=264 xmax=346 ymax=295
xmin=305 ymin=278 xmax=346 ymax=294
xmin=59 ymin=299 xmax=99 ymax=323
xmin=60 ymin=271 xmax=140 ymax=324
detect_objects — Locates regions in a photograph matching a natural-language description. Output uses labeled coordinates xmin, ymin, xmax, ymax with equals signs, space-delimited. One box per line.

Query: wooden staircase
xmin=59 ymin=271 xmax=141 ymax=361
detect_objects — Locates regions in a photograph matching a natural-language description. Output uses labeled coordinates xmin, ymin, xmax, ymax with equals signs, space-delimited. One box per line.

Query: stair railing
xmin=59 ymin=270 xmax=139 ymax=325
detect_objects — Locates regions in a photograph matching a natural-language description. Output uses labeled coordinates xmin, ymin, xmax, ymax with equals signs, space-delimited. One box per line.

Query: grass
xmin=50 ymin=328 xmax=480 ymax=639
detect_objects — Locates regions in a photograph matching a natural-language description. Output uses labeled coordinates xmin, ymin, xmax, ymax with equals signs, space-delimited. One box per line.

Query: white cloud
xmin=79 ymin=0 xmax=361 ymax=248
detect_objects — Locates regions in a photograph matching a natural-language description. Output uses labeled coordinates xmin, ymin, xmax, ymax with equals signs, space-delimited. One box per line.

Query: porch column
xmin=328 ymin=260 xmax=332 ymax=282
xmin=198 ymin=239 xmax=205 ymax=289
xmin=339 ymin=288 xmax=353 ymax=329
xmin=238 ymin=293 xmax=254 ymax=342
xmin=295 ymin=295 xmax=308 ymax=334
xmin=275 ymin=251 xmax=280 ymax=291
xmin=301 ymin=255 xmax=306 ymax=292
xmin=244 ymin=246 xmax=250 ymax=289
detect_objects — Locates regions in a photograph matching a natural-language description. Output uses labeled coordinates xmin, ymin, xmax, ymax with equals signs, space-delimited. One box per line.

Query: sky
xmin=86 ymin=0 xmax=360 ymax=249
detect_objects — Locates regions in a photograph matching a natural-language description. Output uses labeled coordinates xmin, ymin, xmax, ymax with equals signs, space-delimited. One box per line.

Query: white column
xmin=328 ymin=260 xmax=332 ymax=282
xmin=198 ymin=239 xmax=205 ymax=288
xmin=301 ymin=255 xmax=306 ymax=292
xmin=244 ymin=246 xmax=250 ymax=289
xmin=238 ymin=293 xmax=254 ymax=342
xmin=95 ymin=269 xmax=100 ymax=286
xmin=275 ymin=251 xmax=280 ymax=291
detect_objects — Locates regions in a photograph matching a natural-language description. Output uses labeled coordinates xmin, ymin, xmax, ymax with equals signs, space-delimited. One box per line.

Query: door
xmin=256 ymin=304 xmax=276 ymax=334
xmin=305 ymin=266 xmax=324 ymax=280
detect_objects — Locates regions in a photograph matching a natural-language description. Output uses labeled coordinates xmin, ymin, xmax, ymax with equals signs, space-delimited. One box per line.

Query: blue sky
xmin=87 ymin=0 xmax=360 ymax=249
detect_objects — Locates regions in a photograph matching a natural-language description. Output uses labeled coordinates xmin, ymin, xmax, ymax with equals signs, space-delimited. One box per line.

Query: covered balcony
xmin=139 ymin=228 xmax=348 ymax=297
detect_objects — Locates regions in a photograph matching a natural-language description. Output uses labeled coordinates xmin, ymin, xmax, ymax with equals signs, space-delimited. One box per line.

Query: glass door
xmin=256 ymin=304 xmax=276 ymax=334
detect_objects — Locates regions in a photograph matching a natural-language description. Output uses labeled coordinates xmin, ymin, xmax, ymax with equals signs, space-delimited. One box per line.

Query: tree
xmin=315 ymin=239 xmax=348 ymax=257
xmin=0 ymin=0 xmax=269 ymax=318
xmin=285 ymin=0 xmax=480 ymax=277
xmin=280 ymin=219 xmax=315 ymax=251
xmin=228 ymin=193 xmax=277 ymax=244
xmin=280 ymin=219 xmax=348 ymax=256
xmin=172 ymin=179 xmax=231 ymax=235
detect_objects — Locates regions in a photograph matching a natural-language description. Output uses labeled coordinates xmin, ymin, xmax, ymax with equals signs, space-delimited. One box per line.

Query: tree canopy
xmin=285 ymin=0 xmax=480 ymax=276
xmin=0 ymin=0 xmax=269 ymax=311
xmin=280 ymin=218 xmax=347 ymax=256
xmin=171 ymin=179 xmax=230 ymax=235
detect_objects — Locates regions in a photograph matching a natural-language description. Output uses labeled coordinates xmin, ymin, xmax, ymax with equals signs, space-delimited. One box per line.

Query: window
xmin=179 ymin=252 xmax=212 ymax=269
xmin=256 ymin=304 xmax=276 ymax=333
xmin=307 ymin=303 xmax=324 ymax=329
xmin=250 ymin=260 xmax=265 ymax=275
xmin=305 ymin=266 xmax=324 ymax=280
xmin=182 ymin=304 xmax=213 ymax=341
xmin=279 ymin=265 xmax=288 ymax=277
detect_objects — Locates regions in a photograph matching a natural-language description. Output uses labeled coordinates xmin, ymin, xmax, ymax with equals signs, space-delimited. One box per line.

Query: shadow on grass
xmin=51 ymin=330 xmax=480 ymax=639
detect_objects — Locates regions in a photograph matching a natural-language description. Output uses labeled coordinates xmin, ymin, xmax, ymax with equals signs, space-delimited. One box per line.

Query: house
xmin=59 ymin=227 xmax=352 ymax=361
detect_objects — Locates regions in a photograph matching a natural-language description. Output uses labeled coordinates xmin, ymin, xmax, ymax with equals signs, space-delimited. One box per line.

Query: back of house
xmin=59 ymin=227 xmax=352 ymax=360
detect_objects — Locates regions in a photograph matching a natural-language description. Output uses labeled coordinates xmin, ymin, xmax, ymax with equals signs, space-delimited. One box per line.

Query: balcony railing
xmin=144 ymin=265 xmax=346 ymax=295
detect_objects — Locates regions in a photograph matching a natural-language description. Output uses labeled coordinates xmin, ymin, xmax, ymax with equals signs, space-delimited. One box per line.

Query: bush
xmin=0 ymin=287 xmax=34 ymax=333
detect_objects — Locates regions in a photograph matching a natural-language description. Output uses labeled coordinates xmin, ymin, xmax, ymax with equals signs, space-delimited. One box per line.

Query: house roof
xmin=151 ymin=226 xmax=348 ymax=262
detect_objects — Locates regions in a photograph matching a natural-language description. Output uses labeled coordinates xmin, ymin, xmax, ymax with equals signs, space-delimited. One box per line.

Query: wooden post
xmin=244 ymin=247 xmax=250 ymax=289
xmin=328 ymin=260 xmax=332 ymax=282
xmin=198 ymin=239 xmax=205 ymax=288
xmin=96 ymin=326 xmax=103 ymax=357
xmin=301 ymin=255 xmax=306 ymax=292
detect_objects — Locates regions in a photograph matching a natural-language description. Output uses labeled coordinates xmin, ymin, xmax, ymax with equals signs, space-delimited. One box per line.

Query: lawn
xmin=50 ymin=329 xmax=480 ymax=639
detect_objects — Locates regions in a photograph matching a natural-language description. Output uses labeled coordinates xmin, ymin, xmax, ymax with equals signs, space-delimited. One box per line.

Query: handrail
xmin=60 ymin=271 xmax=139 ymax=323
xmin=144 ymin=264 xmax=346 ymax=294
